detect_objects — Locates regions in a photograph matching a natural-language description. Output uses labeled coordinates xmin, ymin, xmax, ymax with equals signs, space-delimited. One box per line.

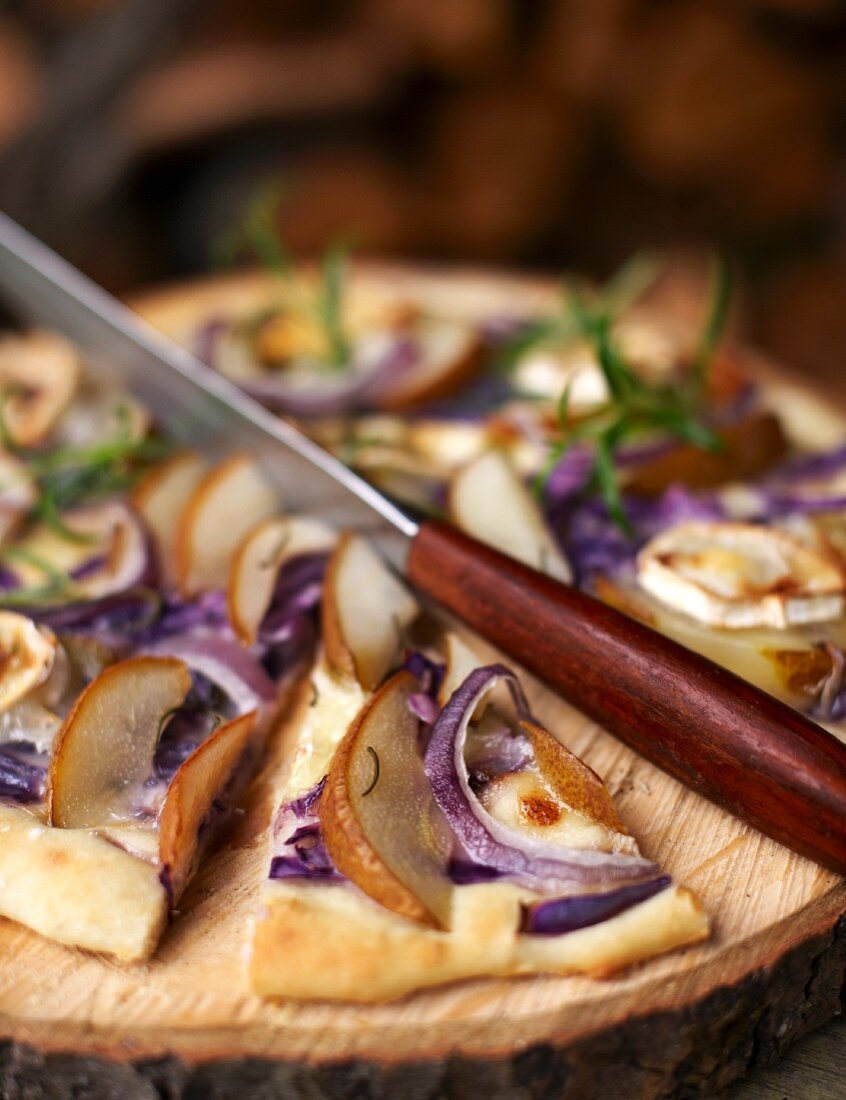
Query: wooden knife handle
xmin=408 ymin=520 xmax=846 ymax=874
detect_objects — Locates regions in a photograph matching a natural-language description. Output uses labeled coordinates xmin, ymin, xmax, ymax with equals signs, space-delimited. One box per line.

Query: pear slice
xmin=375 ymin=319 xmax=482 ymax=411
xmin=12 ymin=499 xmax=153 ymax=598
xmin=0 ymin=331 xmax=80 ymax=447
xmin=174 ymin=454 xmax=278 ymax=597
xmin=0 ymin=452 xmax=38 ymax=545
xmin=320 ymin=671 xmax=453 ymax=928
xmin=449 ymin=450 xmax=572 ymax=583
xmin=56 ymin=388 xmax=151 ymax=447
xmin=438 ymin=632 xmax=487 ymax=715
xmin=132 ymin=450 xmax=207 ymax=586
xmin=48 ymin=657 xmax=191 ymax=829
xmin=322 ymin=532 xmax=419 ymax=690
xmin=0 ymin=612 xmax=59 ymax=712
xmin=406 ymin=419 xmax=489 ymax=470
xmin=158 ymin=710 xmax=256 ymax=899
xmin=623 ymin=413 xmax=787 ymax=495
xmin=520 ymin=721 xmax=628 ymax=835
xmin=228 ymin=515 xmax=337 ymax=645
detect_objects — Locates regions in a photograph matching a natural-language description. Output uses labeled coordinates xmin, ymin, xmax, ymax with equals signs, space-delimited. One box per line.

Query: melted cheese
xmin=479 ymin=769 xmax=615 ymax=851
xmin=638 ymin=521 xmax=845 ymax=629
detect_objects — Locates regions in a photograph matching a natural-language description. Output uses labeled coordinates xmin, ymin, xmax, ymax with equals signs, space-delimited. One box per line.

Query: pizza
xmin=250 ymin=556 xmax=707 ymax=1002
xmin=0 ymin=314 xmax=708 ymax=999
xmin=141 ymin=255 xmax=846 ymax=738
xmin=0 ymin=331 xmax=306 ymax=960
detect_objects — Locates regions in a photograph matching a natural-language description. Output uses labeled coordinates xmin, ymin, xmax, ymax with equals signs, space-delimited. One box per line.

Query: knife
xmin=0 ymin=212 xmax=844 ymax=874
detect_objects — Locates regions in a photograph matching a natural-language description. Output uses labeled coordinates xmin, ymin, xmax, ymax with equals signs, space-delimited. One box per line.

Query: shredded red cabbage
xmin=152 ymin=675 xmax=230 ymax=782
xmin=286 ymin=777 xmax=327 ymax=819
xmin=269 ymin=823 xmax=345 ymax=881
xmin=133 ymin=589 xmax=229 ymax=645
xmin=769 ymin=443 xmax=846 ymax=484
xmin=403 ymin=649 xmax=445 ymax=697
xmin=256 ymin=551 xmax=329 ymax=681
xmin=0 ymin=742 xmax=47 ymax=804
xmin=521 ymin=875 xmax=672 ymax=935
xmin=17 ymin=589 xmax=164 ymax=638
xmin=547 ymin=485 xmax=725 ymax=587
xmin=269 ymin=777 xmax=344 ymax=882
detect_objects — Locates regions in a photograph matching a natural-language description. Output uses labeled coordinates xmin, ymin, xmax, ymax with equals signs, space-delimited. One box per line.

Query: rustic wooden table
xmin=727 ymin=1016 xmax=844 ymax=1097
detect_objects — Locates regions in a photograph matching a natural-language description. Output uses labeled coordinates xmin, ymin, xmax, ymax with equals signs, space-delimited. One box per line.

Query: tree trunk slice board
xmin=0 ymin=264 xmax=844 ymax=1100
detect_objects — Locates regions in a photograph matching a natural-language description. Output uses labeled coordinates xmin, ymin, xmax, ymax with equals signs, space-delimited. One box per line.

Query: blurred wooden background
xmin=0 ymin=0 xmax=844 ymax=381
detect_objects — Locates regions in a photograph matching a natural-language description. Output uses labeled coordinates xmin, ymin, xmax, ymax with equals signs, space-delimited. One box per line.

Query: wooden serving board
xmin=2 ymin=266 xmax=845 ymax=1100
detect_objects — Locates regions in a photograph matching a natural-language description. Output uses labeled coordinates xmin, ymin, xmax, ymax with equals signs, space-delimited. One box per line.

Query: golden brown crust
xmin=0 ymin=804 xmax=167 ymax=961
xmin=251 ymin=878 xmax=708 ymax=1003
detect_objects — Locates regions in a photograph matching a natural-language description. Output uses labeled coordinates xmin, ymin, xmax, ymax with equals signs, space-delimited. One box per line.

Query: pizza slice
xmin=0 ymin=335 xmax=319 ymax=960
xmin=250 ymin=537 xmax=708 ymax=1003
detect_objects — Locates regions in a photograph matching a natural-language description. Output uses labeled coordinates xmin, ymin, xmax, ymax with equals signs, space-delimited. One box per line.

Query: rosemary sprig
xmin=535 ymin=255 xmax=731 ymax=531
xmin=29 ymin=432 xmax=170 ymax=522
xmin=0 ymin=546 xmax=78 ymax=606
xmin=496 ymin=251 xmax=663 ymax=374
xmin=317 ymin=241 xmax=351 ymax=370
xmin=224 ymin=184 xmax=354 ymax=371
xmin=692 ymin=253 xmax=732 ymax=385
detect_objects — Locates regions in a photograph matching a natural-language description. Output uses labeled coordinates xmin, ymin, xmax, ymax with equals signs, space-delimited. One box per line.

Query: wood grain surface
xmin=0 ymin=266 xmax=841 ymax=1099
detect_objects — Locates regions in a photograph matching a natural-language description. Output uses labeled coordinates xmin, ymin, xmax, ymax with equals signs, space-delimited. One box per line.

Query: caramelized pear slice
xmin=0 ymin=452 xmax=38 ymax=544
xmin=521 ymin=721 xmax=627 ymax=835
xmin=159 ymin=710 xmax=256 ymax=899
xmin=13 ymin=499 xmax=152 ymax=599
xmin=131 ymin=450 xmax=207 ymax=586
xmin=0 ymin=331 xmax=80 ymax=446
xmin=375 ymin=319 xmax=482 ymax=411
xmin=228 ymin=515 xmax=337 ymax=644
xmin=175 ymin=454 xmax=278 ymax=596
xmin=321 ymin=672 xmax=453 ymax=928
xmin=322 ymin=532 xmax=419 ymax=690
xmin=449 ymin=450 xmax=572 ymax=583
xmin=48 ymin=657 xmax=191 ymax=829
xmin=0 ymin=612 xmax=59 ymax=712
xmin=624 ymin=413 xmax=787 ymax=495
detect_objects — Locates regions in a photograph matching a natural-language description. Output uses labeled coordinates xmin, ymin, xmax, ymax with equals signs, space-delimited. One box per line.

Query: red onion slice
xmin=521 ymin=875 xmax=672 ymax=935
xmin=232 ymin=335 xmax=419 ymax=419
xmin=143 ymin=630 xmax=277 ymax=716
xmin=423 ymin=665 xmax=658 ymax=890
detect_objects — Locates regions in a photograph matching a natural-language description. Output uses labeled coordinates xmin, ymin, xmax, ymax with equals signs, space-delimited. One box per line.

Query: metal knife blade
xmin=0 ymin=212 xmax=418 ymax=562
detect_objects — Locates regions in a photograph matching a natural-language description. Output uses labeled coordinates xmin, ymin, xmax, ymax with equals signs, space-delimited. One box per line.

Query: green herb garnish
xmin=534 ymin=255 xmax=731 ymax=532
xmin=0 ymin=545 xmax=78 ymax=606
xmin=27 ymin=430 xmax=170 ymax=529
xmin=0 ymin=405 xmax=171 ymax=609
xmin=224 ymin=183 xmax=355 ymax=372
xmin=317 ymin=241 xmax=352 ymax=369
xmin=496 ymin=251 xmax=662 ymax=375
